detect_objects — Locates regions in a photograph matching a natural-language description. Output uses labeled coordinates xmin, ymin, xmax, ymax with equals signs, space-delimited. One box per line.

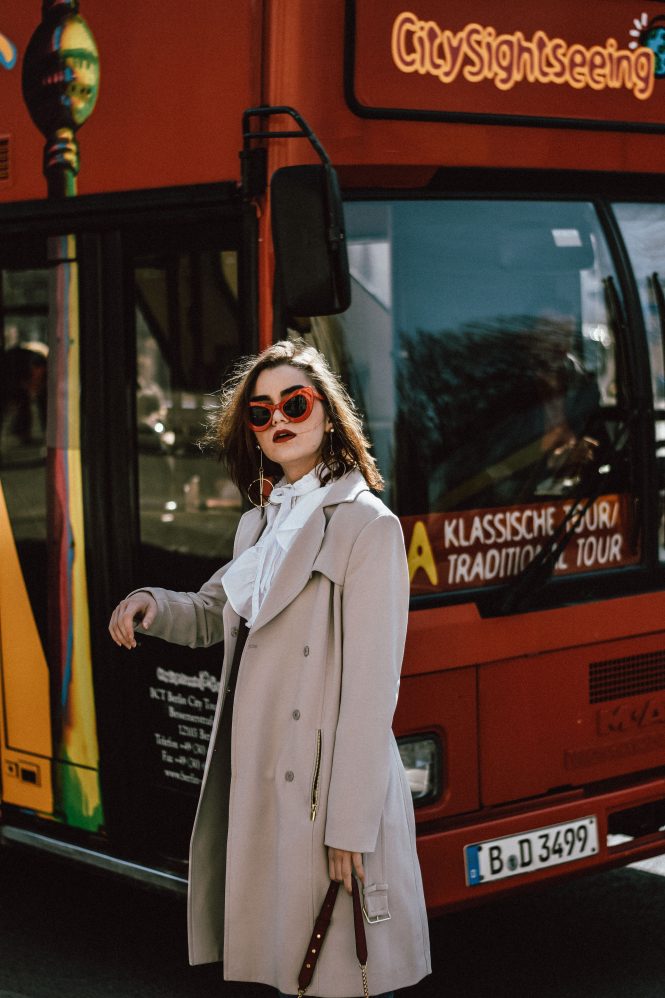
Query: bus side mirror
xmin=271 ymin=164 xmax=351 ymax=316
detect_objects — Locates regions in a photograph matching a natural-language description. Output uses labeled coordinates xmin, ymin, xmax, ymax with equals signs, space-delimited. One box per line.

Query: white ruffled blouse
xmin=222 ymin=466 xmax=332 ymax=627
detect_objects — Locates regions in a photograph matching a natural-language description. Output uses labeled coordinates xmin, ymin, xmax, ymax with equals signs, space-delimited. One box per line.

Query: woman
xmin=109 ymin=340 xmax=431 ymax=997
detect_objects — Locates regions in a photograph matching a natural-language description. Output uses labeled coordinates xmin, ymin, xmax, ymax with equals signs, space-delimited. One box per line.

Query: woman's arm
xmin=108 ymin=565 xmax=231 ymax=650
xmin=324 ymin=510 xmax=410 ymax=856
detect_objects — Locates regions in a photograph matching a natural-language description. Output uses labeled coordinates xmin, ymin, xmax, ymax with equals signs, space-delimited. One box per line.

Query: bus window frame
xmin=339 ymin=177 xmax=661 ymax=617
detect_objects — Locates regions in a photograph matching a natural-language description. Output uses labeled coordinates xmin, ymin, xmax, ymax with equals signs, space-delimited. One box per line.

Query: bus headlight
xmin=397 ymin=734 xmax=442 ymax=806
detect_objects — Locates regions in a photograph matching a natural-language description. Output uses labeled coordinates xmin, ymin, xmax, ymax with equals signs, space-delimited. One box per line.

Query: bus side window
xmin=614 ymin=204 xmax=665 ymax=560
xmin=130 ymin=241 xmax=243 ymax=590
xmin=313 ymin=199 xmax=640 ymax=604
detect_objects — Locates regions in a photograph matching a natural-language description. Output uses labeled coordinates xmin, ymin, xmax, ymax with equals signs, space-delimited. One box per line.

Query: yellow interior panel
xmin=0 ymin=480 xmax=53 ymax=814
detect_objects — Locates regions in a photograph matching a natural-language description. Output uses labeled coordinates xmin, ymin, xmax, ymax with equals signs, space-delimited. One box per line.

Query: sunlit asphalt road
xmin=2 ymin=848 xmax=665 ymax=998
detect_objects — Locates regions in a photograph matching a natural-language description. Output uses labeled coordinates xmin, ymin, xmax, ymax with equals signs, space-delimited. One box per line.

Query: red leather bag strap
xmin=297 ymin=878 xmax=369 ymax=998
xmin=351 ymin=875 xmax=368 ymax=967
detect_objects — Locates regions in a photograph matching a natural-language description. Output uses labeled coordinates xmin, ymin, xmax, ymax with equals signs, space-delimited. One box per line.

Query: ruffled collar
xmin=222 ymin=465 xmax=332 ymax=626
xmin=266 ymin=466 xmax=328 ymax=547
xmin=270 ymin=465 xmax=324 ymax=503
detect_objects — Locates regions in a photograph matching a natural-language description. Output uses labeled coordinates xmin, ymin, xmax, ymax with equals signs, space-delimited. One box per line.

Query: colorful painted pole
xmin=22 ymin=0 xmax=99 ymax=198
xmin=22 ymin=1 xmax=103 ymax=828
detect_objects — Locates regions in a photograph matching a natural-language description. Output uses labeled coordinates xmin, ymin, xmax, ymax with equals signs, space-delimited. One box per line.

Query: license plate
xmin=464 ymin=815 xmax=599 ymax=886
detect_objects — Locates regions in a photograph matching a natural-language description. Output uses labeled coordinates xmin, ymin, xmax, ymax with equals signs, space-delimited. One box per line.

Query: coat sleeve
xmin=324 ymin=510 xmax=410 ymax=854
xmin=128 ymin=563 xmax=231 ymax=648
xmin=127 ymin=509 xmax=259 ymax=647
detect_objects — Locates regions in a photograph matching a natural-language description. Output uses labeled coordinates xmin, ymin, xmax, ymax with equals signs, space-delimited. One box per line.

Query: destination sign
xmin=402 ymin=494 xmax=640 ymax=595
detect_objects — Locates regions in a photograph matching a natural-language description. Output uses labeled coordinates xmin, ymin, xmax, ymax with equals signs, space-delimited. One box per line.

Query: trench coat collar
xmin=239 ymin=469 xmax=369 ymax=634
xmin=320 ymin=467 xmax=369 ymax=509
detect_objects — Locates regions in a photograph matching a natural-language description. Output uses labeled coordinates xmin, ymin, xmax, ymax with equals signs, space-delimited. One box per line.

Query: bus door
xmin=0 ymin=194 xmax=255 ymax=871
xmin=113 ymin=214 xmax=249 ymax=864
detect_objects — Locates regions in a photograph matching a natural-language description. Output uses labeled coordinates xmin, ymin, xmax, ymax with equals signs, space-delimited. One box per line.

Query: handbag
xmin=297 ymin=877 xmax=369 ymax=998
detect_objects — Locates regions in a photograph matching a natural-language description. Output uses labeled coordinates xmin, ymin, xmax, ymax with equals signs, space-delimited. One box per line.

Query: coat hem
xmin=221 ymin=964 xmax=432 ymax=997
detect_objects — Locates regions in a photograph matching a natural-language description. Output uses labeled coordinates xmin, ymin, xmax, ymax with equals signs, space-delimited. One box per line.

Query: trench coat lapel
xmin=234 ymin=507 xmax=267 ymax=557
xmin=249 ymin=470 xmax=369 ymax=633
xmin=248 ymin=505 xmax=327 ymax=633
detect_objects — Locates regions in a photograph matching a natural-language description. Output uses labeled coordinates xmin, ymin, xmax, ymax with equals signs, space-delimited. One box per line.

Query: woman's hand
xmin=327 ymin=847 xmax=365 ymax=895
xmin=108 ymin=593 xmax=157 ymax=649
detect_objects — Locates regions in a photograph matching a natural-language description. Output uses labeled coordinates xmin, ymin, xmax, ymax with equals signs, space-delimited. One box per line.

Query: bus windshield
xmin=312 ymin=199 xmax=639 ymax=598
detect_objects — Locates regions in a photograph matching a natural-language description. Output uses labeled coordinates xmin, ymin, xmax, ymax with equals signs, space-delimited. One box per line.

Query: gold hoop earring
xmin=247 ymin=446 xmax=275 ymax=509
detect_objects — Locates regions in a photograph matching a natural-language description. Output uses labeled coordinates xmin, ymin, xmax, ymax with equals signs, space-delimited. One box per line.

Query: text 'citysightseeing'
xmin=391 ymin=12 xmax=655 ymax=100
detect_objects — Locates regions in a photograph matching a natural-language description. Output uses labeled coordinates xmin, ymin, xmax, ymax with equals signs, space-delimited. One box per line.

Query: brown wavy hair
xmin=207 ymin=339 xmax=383 ymax=493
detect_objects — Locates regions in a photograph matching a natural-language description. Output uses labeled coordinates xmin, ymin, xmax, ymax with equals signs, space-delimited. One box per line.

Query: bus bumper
xmin=418 ymin=773 xmax=665 ymax=914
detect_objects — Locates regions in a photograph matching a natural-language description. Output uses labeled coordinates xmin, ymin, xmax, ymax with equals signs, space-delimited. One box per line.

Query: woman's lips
xmin=272 ymin=429 xmax=296 ymax=443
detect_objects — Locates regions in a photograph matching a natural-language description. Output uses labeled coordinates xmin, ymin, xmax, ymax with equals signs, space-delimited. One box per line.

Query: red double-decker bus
xmin=3 ymin=0 xmax=665 ymax=910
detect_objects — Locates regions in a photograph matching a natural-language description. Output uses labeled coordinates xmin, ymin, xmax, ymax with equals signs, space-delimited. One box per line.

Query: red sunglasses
xmin=247 ymin=386 xmax=325 ymax=431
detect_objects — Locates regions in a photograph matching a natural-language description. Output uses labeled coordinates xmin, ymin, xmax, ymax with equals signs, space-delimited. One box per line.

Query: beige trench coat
xmin=138 ymin=470 xmax=431 ymax=996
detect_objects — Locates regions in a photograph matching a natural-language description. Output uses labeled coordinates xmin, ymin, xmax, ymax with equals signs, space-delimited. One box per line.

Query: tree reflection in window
xmin=394 ymin=311 xmax=612 ymax=515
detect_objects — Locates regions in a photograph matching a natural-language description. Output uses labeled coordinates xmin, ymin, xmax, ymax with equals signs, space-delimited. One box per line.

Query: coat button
xmin=285 ymin=770 xmax=295 ymax=782
xmin=231 ymin=627 xmax=238 ymax=637
xmin=292 ymin=709 xmax=301 ymax=720
xmin=303 ymin=646 xmax=310 ymax=657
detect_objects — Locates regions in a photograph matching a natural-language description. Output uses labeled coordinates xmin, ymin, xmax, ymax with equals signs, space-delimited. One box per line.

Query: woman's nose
xmin=271 ymin=406 xmax=288 ymax=425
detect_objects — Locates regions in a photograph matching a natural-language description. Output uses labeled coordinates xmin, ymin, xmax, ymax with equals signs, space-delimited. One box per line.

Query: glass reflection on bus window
xmin=133 ymin=248 xmax=242 ymax=581
xmin=309 ymin=200 xmax=638 ymax=598
xmin=1 ymin=269 xmax=48 ymax=462
xmin=614 ymin=203 xmax=665 ymax=560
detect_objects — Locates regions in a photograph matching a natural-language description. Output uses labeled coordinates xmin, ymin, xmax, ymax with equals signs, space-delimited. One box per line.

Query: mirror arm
xmin=241 ymin=105 xmax=334 ymax=200
xmin=246 ymin=106 xmax=351 ymax=317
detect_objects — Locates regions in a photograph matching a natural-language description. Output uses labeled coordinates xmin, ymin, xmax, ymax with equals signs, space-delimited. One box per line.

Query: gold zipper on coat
xmin=310 ymin=729 xmax=322 ymax=822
